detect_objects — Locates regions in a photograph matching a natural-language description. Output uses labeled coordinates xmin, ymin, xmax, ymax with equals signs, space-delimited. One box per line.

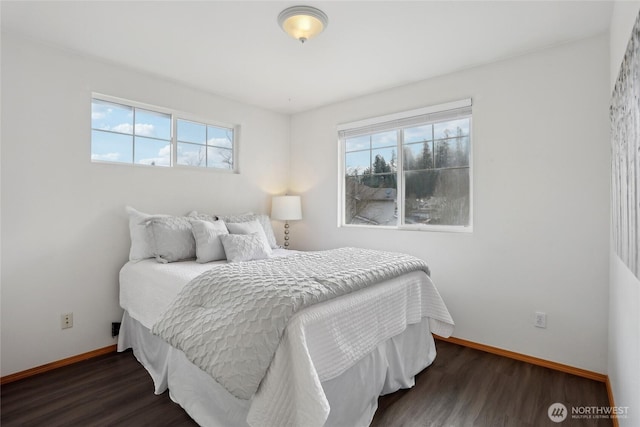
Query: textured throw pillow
xmin=222 ymin=213 xmax=278 ymax=249
xmin=126 ymin=206 xmax=169 ymax=261
xmin=191 ymin=219 xmax=228 ymax=263
xmin=147 ymin=216 xmax=196 ymax=263
xmin=226 ymin=220 xmax=272 ymax=253
xmin=220 ymin=233 xmax=271 ymax=262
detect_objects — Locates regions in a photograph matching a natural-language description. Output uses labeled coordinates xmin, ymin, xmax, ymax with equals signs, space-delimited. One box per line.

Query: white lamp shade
xmin=271 ymin=196 xmax=302 ymax=221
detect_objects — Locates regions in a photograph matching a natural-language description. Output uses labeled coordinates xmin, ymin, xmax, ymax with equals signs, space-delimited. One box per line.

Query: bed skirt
xmin=118 ymin=311 xmax=437 ymax=427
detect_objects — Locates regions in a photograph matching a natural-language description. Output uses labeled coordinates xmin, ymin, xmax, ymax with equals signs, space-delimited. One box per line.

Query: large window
xmin=91 ymin=95 xmax=236 ymax=171
xmin=339 ymin=99 xmax=472 ymax=231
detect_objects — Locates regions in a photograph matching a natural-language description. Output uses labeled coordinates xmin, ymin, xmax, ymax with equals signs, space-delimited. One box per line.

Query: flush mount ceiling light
xmin=278 ymin=5 xmax=328 ymax=44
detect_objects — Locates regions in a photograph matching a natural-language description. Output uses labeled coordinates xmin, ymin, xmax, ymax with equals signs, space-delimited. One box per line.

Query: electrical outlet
xmin=534 ymin=311 xmax=546 ymax=328
xmin=61 ymin=313 xmax=73 ymax=329
xmin=112 ymin=322 xmax=121 ymax=337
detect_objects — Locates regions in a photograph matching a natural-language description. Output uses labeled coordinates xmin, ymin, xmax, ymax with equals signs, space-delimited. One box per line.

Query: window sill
xmin=339 ymin=223 xmax=473 ymax=233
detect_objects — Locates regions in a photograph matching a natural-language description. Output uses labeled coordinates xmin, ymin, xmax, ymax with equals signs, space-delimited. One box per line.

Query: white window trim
xmin=337 ymin=98 xmax=473 ymax=233
xmin=91 ymin=93 xmax=239 ymax=173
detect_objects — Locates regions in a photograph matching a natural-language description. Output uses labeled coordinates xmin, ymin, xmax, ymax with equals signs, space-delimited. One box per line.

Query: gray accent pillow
xmin=191 ymin=219 xmax=229 ymax=263
xmin=147 ymin=216 xmax=196 ymax=263
xmin=222 ymin=213 xmax=278 ymax=249
xmin=219 ymin=233 xmax=271 ymax=262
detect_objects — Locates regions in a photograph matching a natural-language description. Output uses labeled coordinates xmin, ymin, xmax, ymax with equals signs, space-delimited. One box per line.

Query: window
xmin=91 ymin=95 xmax=236 ymax=171
xmin=339 ymin=99 xmax=472 ymax=231
xmin=91 ymin=99 xmax=172 ymax=167
xmin=176 ymin=119 xmax=234 ymax=170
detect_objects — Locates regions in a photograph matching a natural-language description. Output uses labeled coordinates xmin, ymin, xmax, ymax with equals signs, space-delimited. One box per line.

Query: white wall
xmin=0 ymin=33 xmax=290 ymax=376
xmin=290 ymin=35 xmax=610 ymax=373
xmin=609 ymin=2 xmax=640 ymax=423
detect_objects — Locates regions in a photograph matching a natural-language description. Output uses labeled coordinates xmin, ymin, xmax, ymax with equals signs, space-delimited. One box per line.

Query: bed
xmin=117 ymin=208 xmax=454 ymax=427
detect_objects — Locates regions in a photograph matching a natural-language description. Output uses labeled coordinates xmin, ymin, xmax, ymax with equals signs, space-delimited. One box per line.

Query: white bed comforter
xmin=151 ymin=248 xmax=436 ymax=400
xmin=119 ymin=249 xmax=454 ymax=427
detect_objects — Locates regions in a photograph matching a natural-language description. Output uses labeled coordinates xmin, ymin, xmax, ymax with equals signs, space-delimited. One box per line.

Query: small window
xmin=91 ymin=99 xmax=171 ymax=167
xmin=176 ymin=119 xmax=234 ymax=170
xmin=339 ymin=99 xmax=472 ymax=232
xmin=91 ymin=95 xmax=237 ymax=172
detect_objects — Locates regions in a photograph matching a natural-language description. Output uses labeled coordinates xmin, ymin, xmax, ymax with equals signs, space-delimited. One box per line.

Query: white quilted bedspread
xmin=151 ymin=247 xmax=437 ymax=400
xmin=249 ymin=270 xmax=454 ymax=427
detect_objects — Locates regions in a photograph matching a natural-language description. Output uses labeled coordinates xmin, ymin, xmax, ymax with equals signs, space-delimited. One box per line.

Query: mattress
xmin=119 ymin=248 xmax=294 ymax=329
xmin=118 ymin=250 xmax=454 ymax=427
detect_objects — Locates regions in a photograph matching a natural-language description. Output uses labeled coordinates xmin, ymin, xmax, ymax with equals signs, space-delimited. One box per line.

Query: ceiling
xmin=1 ymin=1 xmax=613 ymax=114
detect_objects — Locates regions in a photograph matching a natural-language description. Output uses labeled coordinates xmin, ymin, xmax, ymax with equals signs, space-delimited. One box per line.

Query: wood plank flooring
xmin=372 ymin=341 xmax=612 ymax=427
xmin=1 ymin=350 xmax=197 ymax=427
xmin=1 ymin=340 xmax=611 ymax=426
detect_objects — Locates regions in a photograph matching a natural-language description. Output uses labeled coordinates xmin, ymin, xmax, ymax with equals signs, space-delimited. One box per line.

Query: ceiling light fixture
xmin=278 ymin=5 xmax=328 ymax=44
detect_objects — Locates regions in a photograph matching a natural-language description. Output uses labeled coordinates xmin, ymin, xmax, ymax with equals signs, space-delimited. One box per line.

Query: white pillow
xmin=220 ymin=233 xmax=271 ymax=262
xmin=226 ymin=220 xmax=272 ymax=253
xmin=223 ymin=213 xmax=278 ymax=249
xmin=254 ymin=214 xmax=278 ymax=249
xmin=191 ymin=220 xmax=228 ymax=263
xmin=126 ymin=206 xmax=169 ymax=261
xmin=147 ymin=216 xmax=196 ymax=263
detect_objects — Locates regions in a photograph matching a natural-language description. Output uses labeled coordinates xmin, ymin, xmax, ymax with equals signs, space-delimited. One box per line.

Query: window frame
xmin=337 ymin=99 xmax=473 ymax=233
xmin=91 ymin=93 xmax=239 ymax=173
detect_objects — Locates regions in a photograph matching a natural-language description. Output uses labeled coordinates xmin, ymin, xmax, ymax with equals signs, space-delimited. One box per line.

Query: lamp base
xmin=283 ymin=221 xmax=290 ymax=249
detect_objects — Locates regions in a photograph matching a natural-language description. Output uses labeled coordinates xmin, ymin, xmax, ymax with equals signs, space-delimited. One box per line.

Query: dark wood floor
xmin=372 ymin=341 xmax=611 ymax=427
xmin=1 ymin=340 xmax=611 ymax=427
